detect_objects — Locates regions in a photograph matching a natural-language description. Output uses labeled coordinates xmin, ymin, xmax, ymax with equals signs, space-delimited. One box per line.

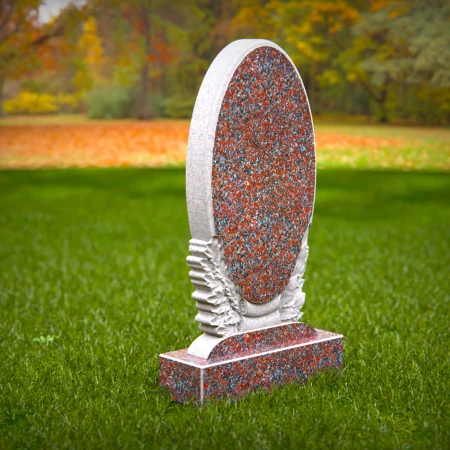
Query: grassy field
xmin=1 ymin=115 xmax=449 ymax=171
xmin=0 ymin=168 xmax=449 ymax=449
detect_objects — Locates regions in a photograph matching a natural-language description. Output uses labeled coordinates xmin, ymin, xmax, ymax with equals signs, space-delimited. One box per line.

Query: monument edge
xmin=162 ymin=333 xmax=344 ymax=369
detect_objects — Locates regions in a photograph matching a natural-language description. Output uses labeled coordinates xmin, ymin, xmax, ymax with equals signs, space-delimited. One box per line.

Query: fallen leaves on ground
xmin=0 ymin=120 xmax=448 ymax=170
xmin=0 ymin=121 xmax=188 ymax=169
xmin=316 ymin=132 xmax=449 ymax=171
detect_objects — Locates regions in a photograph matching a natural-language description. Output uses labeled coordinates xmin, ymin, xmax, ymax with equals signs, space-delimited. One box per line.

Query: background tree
xmin=1 ymin=0 xmax=449 ymax=124
xmin=346 ymin=0 xmax=450 ymax=122
xmin=95 ymin=0 xmax=182 ymax=119
xmin=0 ymin=0 xmax=86 ymax=116
xmin=74 ymin=17 xmax=105 ymax=93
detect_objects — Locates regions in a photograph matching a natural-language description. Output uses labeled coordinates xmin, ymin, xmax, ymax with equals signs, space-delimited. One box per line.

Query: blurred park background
xmin=0 ymin=0 xmax=449 ymax=170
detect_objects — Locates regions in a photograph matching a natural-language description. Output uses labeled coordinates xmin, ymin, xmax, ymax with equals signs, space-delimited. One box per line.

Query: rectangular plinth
xmin=159 ymin=330 xmax=343 ymax=404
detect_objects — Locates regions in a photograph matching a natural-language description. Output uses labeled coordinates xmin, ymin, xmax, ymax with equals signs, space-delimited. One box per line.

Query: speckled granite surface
xmin=207 ymin=322 xmax=318 ymax=362
xmin=212 ymin=46 xmax=315 ymax=304
xmin=159 ymin=324 xmax=343 ymax=404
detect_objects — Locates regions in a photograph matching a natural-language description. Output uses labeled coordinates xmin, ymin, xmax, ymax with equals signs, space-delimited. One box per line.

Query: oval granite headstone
xmin=159 ymin=40 xmax=342 ymax=399
xmin=186 ymin=39 xmax=315 ymax=343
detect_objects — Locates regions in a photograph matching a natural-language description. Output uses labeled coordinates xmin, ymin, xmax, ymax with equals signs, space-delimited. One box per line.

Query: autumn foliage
xmin=1 ymin=1 xmax=450 ymax=124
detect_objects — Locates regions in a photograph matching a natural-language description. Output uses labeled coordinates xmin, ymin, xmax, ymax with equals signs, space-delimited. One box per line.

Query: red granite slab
xmin=212 ymin=46 xmax=315 ymax=304
xmin=159 ymin=324 xmax=343 ymax=404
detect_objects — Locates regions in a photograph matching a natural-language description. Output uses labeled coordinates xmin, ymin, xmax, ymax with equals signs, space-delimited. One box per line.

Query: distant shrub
xmin=84 ymin=85 xmax=133 ymax=119
xmin=55 ymin=93 xmax=80 ymax=113
xmin=147 ymin=92 xmax=164 ymax=118
xmin=4 ymin=91 xmax=57 ymax=114
xmin=4 ymin=91 xmax=80 ymax=115
xmin=127 ymin=90 xmax=164 ymax=119
xmin=161 ymin=94 xmax=195 ymax=118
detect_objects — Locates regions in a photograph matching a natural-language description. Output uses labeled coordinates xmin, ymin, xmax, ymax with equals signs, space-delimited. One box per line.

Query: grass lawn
xmin=0 ymin=168 xmax=449 ymax=449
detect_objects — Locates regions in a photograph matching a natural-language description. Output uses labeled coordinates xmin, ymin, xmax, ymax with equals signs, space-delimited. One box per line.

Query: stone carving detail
xmin=187 ymin=230 xmax=310 ymax=336
xmin=187 ymin=237 xmax=241 ymax=337
xmin=280 ymin=230 xmax=309 ymax=322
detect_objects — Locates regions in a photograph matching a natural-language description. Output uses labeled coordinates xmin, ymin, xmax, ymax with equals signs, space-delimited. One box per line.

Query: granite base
xmin=159 ymin=323 xmax=344 ymax=404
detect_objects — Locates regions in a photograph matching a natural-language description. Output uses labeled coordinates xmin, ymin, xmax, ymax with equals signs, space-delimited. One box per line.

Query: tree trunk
xmin=138 ymin=62 xmax=150 ymax=120
xmin=401 ymin=78 xmax=408 ymax=119
xmin=357 ymin=73 xmax=390 ymax=123
xmin=304 ymin=71 xmax=317 ymax=115
xmin=138 ymin=8 xmax=152 ymax=120
xmin=0 ymin=74 xmax=4 ymax=117
xmin=377 ymin=84 xmax=388 ymax=123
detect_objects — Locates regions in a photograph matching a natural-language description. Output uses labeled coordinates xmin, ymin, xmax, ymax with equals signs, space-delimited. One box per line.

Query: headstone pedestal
xmin=159 ymin=39 xmax=344 ymax=404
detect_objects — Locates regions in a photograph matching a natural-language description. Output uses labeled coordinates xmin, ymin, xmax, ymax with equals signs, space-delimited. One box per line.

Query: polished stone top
xmin=212 ymin=46 xmax=315 ymax=304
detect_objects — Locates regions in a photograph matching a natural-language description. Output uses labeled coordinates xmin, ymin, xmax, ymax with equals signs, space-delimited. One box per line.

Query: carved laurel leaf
xmin=188 ymin=237 xmax=242 ymax=337
xmin=204 ymin=273 xmax=219 ymax=286
xmin=203 ymin=244 xmax=213 ymax=260
xmin=279 ymin=230 xmax=310 ymax=322
xmin=200 ymin=257 xmax=213 ymax=269
xmin=205 ymin=294 xmax=227 ymax=306
xmin=218 ymin=258 xmax=228 ymax=274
